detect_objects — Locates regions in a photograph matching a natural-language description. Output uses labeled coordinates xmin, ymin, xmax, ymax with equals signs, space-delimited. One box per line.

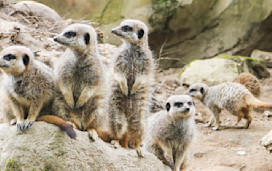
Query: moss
xmin=4 ymin=159 xmax=22 ymax=171
xmin=178 ymin=59 xmax=199 ymax=77
xmin=149 ymin=0 xmax=179 ymax=32
xmin=216 ymin=54 xmax=262 ymax=62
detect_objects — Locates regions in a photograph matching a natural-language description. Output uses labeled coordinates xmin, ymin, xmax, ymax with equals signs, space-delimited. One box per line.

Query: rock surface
xmin=251 ymin=49 xmax=272 ymax=68
xmin=260 ymin=130 xmax=272 ymax=153
xmin=150 ymin=0 xmax=272 ymax=69
xmin=180 ymin=58 xmax=242 ymax=86
xmin=0 ymin=122 xmax=171 ymax=171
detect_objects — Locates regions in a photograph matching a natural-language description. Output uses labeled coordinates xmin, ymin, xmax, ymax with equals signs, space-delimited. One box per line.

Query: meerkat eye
xmin=174 ymin=102 xmax=183 ymax=108
xmin=3 ymin=54 xmax=16 ymax=61
xmin=64 ymin=31 xmax=77 ymax=38
xmin=121 ymin=25 xmax=132 ymax=32
xmin=166 ymin=103 xmax=171 ymax=112
xmin=189 ymin=89 xmax=196 ymax=93
xmin=188 ymin=101 xmax=192 ymax=106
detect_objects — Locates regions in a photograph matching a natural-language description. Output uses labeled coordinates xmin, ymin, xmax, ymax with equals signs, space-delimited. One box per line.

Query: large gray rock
xmin=251 ymin=49 xmax=272 ymax=68
xmin=180 ymin=57 xmax=243 ymax=86
xmin=12 ymin=1 xmax=62 ymax=23
xmin=0 ymin=122 xmax=171 ymax=171
xmin=149 ymin=0 xmax=272 ymax=69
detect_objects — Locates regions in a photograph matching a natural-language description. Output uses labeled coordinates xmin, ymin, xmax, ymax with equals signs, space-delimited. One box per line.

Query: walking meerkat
xmin=53 ymin=24 xmax=109 ymax=141
xmin=0 ymin=45 xmax=76 ymax=138
xmin=108 ymin=19 xmax=154 ymax=157
xmin=233 ymin=72 xmax=260 ymax=96
xmin=187 ymin=82 xmax=272 ymax=130
xmin=144 ymin=95 xmax=196 ymax=171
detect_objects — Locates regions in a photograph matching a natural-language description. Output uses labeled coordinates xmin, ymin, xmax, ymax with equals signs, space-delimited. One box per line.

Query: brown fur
xmin=144 ymin=95 xmax=196 ymax=171
xmin=52 ymin=24 xmax=109 ymax=141
xmin=0 ymin=45 xmax=76 ymax=138
xmin=108 ymin=19 xmax=154 ymax=157
xmin=233 ymin=72 xmax=260 ymax=96
xmin=187 ymin=82 xmax=272 ymax=130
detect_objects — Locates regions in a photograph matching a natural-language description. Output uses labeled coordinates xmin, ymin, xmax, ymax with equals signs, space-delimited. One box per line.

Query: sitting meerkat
xmin=0 ymin=45 xmax=76 ymax=138
xmin=53 ymin=24 xmax=109 ymax=141
xmin=144 ymin=95 xmax=196 ymax=171
xmin=108 ymin=19 xmax=154 ymax=157
xmin=233 ymin=72 xmax=260 ymax=96
xmin=187 ymin=82 xmax=272 ymax=130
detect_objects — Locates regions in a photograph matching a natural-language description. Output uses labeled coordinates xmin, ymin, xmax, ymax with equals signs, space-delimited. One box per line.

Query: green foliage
xmin=217 ymin=54 xmax=262 ymax=62
xmin=4 ymin=159 xmax=22 ymax=171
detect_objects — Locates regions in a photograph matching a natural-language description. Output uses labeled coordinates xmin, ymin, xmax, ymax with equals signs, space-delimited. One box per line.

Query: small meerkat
xmin=108 ymin=19 xmax=154 ymax=157
xmin=233 ymin=72 xmax=260 ymax=96
xmin=144 ymin=95 xmax=196 ymax=171
xmin=0 ymin=46 xmax=76 ymax=138
xmin=53 ymin=24 xmax=109 ymax=141
xmin=187 ymin=82 xmax=272 ymax=130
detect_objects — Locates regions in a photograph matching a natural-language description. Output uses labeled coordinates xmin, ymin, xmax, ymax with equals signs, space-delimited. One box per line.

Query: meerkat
xmin=108 ymin=19 xmax=154 ymax=157
xmin=0 ymin=45 xmax=76 ymax=138
xmin=233 ymin=72 xmax=260 ymax=96
xmin=187 ymin=82 xmax=272 ymax=130
xmin=144 ymin=95 xmax=196 ymax=171
xmin=52 ymin=24 xmax=109 ymax=141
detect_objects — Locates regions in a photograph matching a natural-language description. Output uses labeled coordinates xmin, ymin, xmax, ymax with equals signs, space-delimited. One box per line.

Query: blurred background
xmin=15 ymin=0 xmax=272 ymax=69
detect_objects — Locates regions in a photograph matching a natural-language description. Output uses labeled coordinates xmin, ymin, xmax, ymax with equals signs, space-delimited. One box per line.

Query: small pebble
xmin=237 ymin=150 xmax=246 ymax=156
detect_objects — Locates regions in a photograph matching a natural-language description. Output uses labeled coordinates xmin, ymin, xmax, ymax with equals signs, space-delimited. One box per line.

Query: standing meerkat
xmin=233 ymin=72 xmax=260 ymax=96
xmin=53 ymin=24 xmax=109 ymax=141
xmin=0 ymin=45 xmax=76 ymax=138
xmin=108 ymin=19 xmax=154 ymax=157
xmin=187 ymin=82 xmax=272 ymax=130
xmin=144 ymin=95 xmax=196 ymax=171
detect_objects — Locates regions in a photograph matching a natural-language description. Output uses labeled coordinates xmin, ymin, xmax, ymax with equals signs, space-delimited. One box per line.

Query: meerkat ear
xmin=137 ymin=29 xmax=144 ymax=39
xmin=84 ymin=33 xmax=90 ymax=45
xmin=23 ymin=54 xmax=29 ymax=66
xmin=200 ymin=87 xmax=204 ymax=94
xmin=192 ymin=101 xmax=195 ymax=106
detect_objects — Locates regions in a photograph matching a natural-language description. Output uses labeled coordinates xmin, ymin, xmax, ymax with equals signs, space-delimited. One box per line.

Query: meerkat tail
xmin=37 ymin=115 xmax=76 ymax=139
xmin=246 ymin=94 xmax=272 ymax=108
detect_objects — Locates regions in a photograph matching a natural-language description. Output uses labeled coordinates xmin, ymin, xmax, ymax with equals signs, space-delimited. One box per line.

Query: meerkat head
xmin=111 ymin=19 xmax=148 ymax=44
xmin=186 ymin=83 xmax=209 ymax=100
xmin=0 ymin=45 xmax=32 ymax=76
xmin=54 ymin=24 xmax=97 ymax=52
xmin=165 ymin=95 xmax=195 ymax=119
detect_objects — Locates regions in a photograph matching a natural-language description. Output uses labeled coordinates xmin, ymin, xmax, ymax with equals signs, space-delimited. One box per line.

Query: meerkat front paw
xmin=10 ymin=118 xmax=17 ymax=125
xmin=22 ymin=117 xmax=36 ymax=131
xmin=136 ymin=147 xmax=145 ymax=158
xmin=212 ymin=126 xmax=219 ymax=131
xmin=16 ymin=119 xmax=25 ymax=131
xmin=88 ymin=129 xmax=98 ymax=141
xmin=111 ymin=140 xmax=121 ymax=148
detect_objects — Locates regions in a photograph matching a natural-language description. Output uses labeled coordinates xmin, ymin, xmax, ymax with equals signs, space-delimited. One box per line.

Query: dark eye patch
xmin=174 ymin=102 xmax=183 ymax=108
xmin=121 ymin=25 xmax=132 ymax=32
xmin=200 ymin=87 xmax=204 ymax=94
xmin=166 ymin=103 xmax=170 ymax=112
xmin=189 ymin=89 xmax=196 ymax=93
xmin=188 ymin=101 xmax=192 ymax=106
xmin=3 ymin=54 xmax=16 ymax=61
xmin=64 ymin=31 xmax=77 ymax=38
xmin=137 ymin=29 xmax=144 ymax=39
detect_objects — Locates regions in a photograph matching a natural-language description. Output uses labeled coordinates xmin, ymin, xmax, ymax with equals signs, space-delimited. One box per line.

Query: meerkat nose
xmin=186 ymin=108 xmax=190 ymax=111
xmin=111 ymin=30 xmax=116 ymax=34
xmin=53 ymin=37 xmax=58 ymax=42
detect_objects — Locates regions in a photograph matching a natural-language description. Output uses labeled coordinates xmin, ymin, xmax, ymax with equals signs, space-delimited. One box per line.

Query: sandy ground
xmin=155 ymin=68 xmax=272 ymax=171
